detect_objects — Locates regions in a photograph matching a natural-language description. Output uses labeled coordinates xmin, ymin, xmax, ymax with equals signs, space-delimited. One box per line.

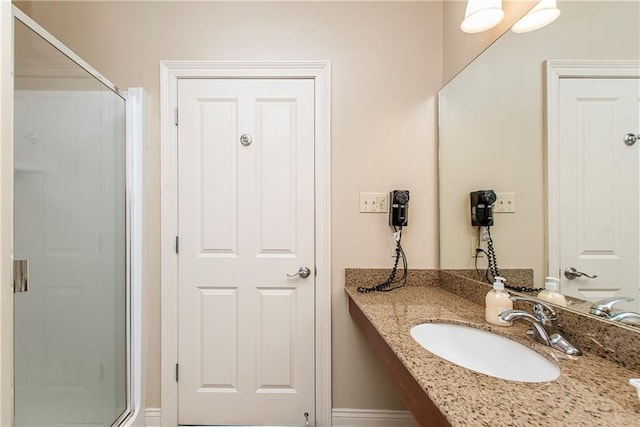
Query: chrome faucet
xmin=590 ymin=297 xmax=634 ymax=318
xmin=608 ymin=311 xmax=640 ymax=325
xmin=499 ymin=296 xmax=582 ymax=356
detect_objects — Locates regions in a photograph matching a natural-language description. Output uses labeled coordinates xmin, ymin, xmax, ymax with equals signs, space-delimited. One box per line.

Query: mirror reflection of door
xmin=554 ymin=76 xmax=640 ymax=312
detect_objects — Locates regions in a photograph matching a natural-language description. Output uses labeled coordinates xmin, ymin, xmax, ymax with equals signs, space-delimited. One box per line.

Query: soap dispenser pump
xmin=485 ymin=276 xmax=513 ymax=326
xmin=537 ymin=277 xmax=568 ymax=307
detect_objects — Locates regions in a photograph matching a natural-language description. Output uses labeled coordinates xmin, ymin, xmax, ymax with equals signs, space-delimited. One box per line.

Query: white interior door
xmin=177 ymin=78 xmax=315 ymax=425
xmin=557 ymin=77 xmax=640 ymax=311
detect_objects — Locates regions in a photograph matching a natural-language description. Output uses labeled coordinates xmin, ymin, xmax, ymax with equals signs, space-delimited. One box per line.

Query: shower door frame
xmin=0 ymin=7 xmax=146 ymax=426
xmin=1 ymin=2 xmax=14 ymax=424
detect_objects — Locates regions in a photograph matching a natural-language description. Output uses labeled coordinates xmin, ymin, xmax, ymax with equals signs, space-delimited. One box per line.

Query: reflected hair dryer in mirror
xmin=470 ymin=190 xmax=497 ymax=226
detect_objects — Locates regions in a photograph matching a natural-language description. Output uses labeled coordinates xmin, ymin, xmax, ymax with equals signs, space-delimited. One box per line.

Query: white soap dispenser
xmin=485 ymin=276 xmax=513 ymax=326
xmin=537 ymin=277 xmax=568 ymax=307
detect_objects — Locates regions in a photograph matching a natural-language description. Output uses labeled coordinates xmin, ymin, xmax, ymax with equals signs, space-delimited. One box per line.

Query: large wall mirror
xmin=439 ymin=1 xmax=640 ymax=323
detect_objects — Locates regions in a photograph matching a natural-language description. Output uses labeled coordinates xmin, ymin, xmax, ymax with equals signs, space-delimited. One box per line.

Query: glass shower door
xmin=13 ymin=18 xmax=128 ymax=426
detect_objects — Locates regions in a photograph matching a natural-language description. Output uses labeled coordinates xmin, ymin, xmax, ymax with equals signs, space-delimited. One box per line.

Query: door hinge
xmin=175 ymin=363 xmax=179 ymax=382
xmin=175 ymin=236 xmax=179 ymax=254
xmin=174 ymin=107 xmax=178 ymax=126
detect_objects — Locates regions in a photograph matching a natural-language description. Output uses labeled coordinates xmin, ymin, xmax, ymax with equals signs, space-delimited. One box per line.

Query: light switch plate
xmin=494 ymin=192 xmax=516 ymax=213
xmin=359 ymin=192 xmax=388 ymax=213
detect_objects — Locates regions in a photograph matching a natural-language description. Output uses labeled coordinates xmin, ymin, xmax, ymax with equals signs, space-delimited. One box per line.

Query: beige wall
xmin=439 ymin=1 xmax=640 ymax=285
xmin=14 ymin=1 xmax=443 ymax=411
xmin=442 ymin=0 xmax=536 ymax=83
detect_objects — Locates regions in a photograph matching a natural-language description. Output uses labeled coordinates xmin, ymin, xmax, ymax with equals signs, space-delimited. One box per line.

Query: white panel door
xmin=558 ymin=78 xmax=640 ymax=311
xmin=177 ymin=78 xmax=315 ymax=425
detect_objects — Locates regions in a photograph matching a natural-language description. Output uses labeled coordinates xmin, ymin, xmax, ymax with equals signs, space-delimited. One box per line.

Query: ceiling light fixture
xmin=461 ymin=0 xmax=505 ymax=34
xmin=512 ymin=0 xmax=561 ymax=33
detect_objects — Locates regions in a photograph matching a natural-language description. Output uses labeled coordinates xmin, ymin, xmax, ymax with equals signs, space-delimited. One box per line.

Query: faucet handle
xmin=590 ymin=296 xmax=634 ymax=317
xmin=509 ymin=295 xmax=557 ymax=320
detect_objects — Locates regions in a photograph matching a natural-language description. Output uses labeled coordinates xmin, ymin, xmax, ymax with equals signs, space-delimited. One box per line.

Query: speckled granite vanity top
xmin=346 ymin=271 xmax=640 ymax=426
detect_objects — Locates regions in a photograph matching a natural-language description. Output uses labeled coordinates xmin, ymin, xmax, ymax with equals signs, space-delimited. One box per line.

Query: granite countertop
xmin=346 ymin=284 xmax=640 ymax=426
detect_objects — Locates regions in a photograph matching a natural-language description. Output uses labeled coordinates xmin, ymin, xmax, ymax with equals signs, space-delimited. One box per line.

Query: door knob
xmin=564 ymin=267 xmax=597 ymax=280
xmin=287 ymin=266 xmax=311 ymax=279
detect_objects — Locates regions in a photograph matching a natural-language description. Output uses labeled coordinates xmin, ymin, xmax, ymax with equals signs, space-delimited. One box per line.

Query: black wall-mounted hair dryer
xmin=470 ymin=190 xmax=496 ymax=227
xmin=389 ymin=190 xmax=410 ymax=227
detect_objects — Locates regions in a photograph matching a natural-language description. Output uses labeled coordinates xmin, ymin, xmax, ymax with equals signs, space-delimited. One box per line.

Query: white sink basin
xmin=410 ymin=323 xmax=560 ymax=383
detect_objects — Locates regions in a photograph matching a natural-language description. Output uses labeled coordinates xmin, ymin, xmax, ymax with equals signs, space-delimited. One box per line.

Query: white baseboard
xmin=331 ymin=408 xmax=417 ymax=427
xmin=144 ymin=407 xmax=162 ymax=427
xmin=144 ymin=407 xmax=417 ymax=427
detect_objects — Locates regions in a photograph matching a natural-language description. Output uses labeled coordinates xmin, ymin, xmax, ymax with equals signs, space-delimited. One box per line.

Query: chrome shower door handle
xmin=13 ymin=259 xmax=29 ymax=293
xmin=564 ymin=267 xmax=597 ymax=280
xmin=287 ymin=266 xmax=311 ymax=279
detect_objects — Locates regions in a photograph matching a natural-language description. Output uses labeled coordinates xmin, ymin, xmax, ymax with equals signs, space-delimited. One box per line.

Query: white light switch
xmin=494 ymin=192 xmax=516 ymax=213
xmin=359 ymin=192 xmax=388 ymax=213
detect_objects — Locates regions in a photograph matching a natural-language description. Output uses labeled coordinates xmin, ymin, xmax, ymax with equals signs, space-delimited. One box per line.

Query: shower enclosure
xmin=11 ymin=9 xmax=143 ymax=426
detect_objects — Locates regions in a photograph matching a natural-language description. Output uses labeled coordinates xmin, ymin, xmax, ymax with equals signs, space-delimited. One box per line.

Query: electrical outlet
xmin=471 ymin=228 xmax=492 ymax=258
xmin=494 ymin=192 xmax=516 ymax=213
xmin=471 ymin=235 xmax=489 ymax=259
xmin=391 ymin=234 xmax=398 ymax=257
xmin=471 ymin=236 xmax=485 ymax=258
xmin=359 ymin=192 xmax=388 ymax=213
